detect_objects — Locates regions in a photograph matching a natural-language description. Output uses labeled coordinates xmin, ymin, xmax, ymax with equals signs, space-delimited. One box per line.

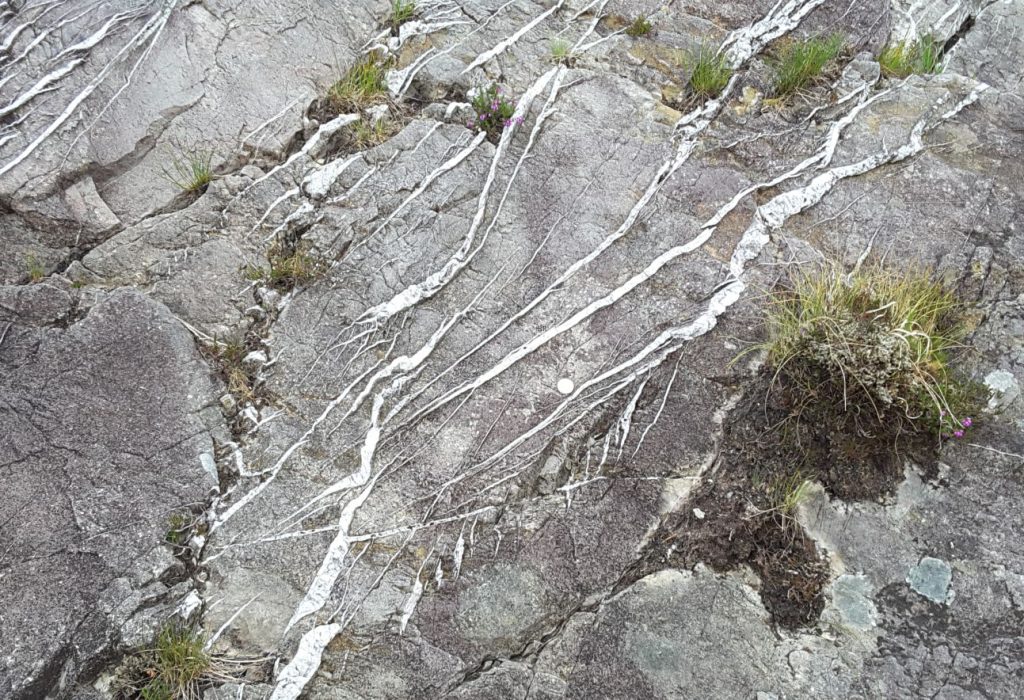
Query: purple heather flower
xmin=479 ymin=114 xmax=486 ymax=121
xmin=962 ymin=417 xmax=973 ymax=427
xmin=954 ymin=430 xmax=964 ymax=438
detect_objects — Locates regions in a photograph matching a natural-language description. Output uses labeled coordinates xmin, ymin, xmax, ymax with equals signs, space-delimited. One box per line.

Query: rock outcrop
xmin=2 ymin=0 xmax=1023 ymax=698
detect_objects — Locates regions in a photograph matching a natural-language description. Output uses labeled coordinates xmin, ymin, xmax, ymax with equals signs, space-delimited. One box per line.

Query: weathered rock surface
xmin=0 ymin=285 xmax=224 ymax=697
xmin=2 ymin=0 xmax=1024 ymax=698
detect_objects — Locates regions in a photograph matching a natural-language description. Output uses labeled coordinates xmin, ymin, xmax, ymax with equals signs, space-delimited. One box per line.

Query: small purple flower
xmin=962 ymin=417 xmax=973 ymax=427
xmin=953 ymin=430 xmax=964 ymax=438
xmin=479 ymin=114 xmax=486 ymax=121
xmin=939 ymin=409 xmax=946 ymax=417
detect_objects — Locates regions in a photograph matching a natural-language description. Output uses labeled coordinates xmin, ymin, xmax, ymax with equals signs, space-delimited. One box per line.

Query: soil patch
xmin=632 ymin=367 xmax=946 ymax=629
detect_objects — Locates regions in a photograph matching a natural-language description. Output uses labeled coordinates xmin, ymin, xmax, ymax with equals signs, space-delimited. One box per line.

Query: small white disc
xmin=556 ymin=378 xmax=575 ymax=395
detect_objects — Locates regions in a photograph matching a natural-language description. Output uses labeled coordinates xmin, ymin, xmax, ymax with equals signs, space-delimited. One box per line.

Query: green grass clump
xmin=328 ymin=54 xmax=389 ymax=113
xmin=352 ymin=117 xmax=399 ymax=149
xmin=761 ymin=263 xmax=979 ymax=440
xmin=768 ymin=471 xmax=812 ymax=520
xmin=165 ymin=512 xmax=192 ymax=547
xmin=161 ymin=151 xmax=214 ymax=193
xmin=770 ymin=34 xmax=844 ymax=97
xmin=202 ymin=337 xmax=258 ymax=404
xmin=879 ymin=34 xmax=942 ymax=78
xmin=264 ymin=240 xmax=326 ymax=291
xmin=389 ymin=0 xmax=415 ymax=30
xmin=25 ymin=254 xmax=44 ymax=282
xmin=625 ymin=15 xmax=652 ymax=38
xmin=688 ymin=45 xmax=733 ymax=99
xmin=116 ymin=624 xmax=211 ymax=700
xmin=550 ymin=38 xmax=573 ymax=64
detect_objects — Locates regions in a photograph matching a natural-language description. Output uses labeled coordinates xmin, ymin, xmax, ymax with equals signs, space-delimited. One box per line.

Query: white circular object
xmin=556 ymin=378 xmax=575 ymax=395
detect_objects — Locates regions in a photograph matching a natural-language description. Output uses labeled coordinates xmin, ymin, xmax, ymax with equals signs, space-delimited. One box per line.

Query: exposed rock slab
xmin=2 ymin=0 xmax=1024 ymax=698
xmin=0 ymin=286 xmax=224 ymax=698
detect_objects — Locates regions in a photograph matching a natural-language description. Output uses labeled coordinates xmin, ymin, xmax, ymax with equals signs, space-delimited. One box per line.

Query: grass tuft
xmin=625 ymin=15 xmax=652 ymax=38
xmin=879 ymin=34 xmax=942 ymax=78
xmin=352 ymin=117 xmax=399 ymax=149
xmin=688 ymin=44 xmax=733 ymax=99
xmin=115 ymin=624 xmax=211 ymax=700
xmin=760 ymin=263 xmax=979 ymax=441
xmin=161 ymin=151 xmax=214 ymax=193
xmin=25 ymin=254 xmax=44 ymax=282
xmin=328 ymin=53 xmax=389 ymax=113
xmin=257 ymin=239 xmax=327 ymax=291
xmin=768 ymin=471 xmax=812 ymax=521
xmin=205 ymin=338 xmax=256 ymax=403
xmin=770 ymin=34 xmax=844 ymax=97
xmin=550 ymin=38 xmax=573 ymax=65
xmin=165 ymin=512 xmax=192 ymax=547
xmin=389 ymin=0 xmax=415 ymax=31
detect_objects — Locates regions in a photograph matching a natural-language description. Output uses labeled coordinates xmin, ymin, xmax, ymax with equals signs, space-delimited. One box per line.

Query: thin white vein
xmin=240 ymin=113 xmax=360 ymax=204
xmin=354 ymin=68 xmax=558 ymax=327
xmin=204 ymin=595 xmax=260 ymax=651
xmin=721 ymin=0 xmax=828 ymax=65
xmin=632 ymin=357 xmax=681 ymax=458
xmin=0 ymin=0 xmax=178 ymax=179
xmin=209 ymin=357 xmax=388 ymax=535
xmin=0 ymin=58 xmax=82 ymax=118
xmin=362 ymin=127 xmax=484 ymax=242
xmin=54 ymin=10 xmax=133 ymax=58
xmin=398 ymin=559 xmax=427 ymax=634
xmin=244 ymin=97 xmax=303 ymax=148
xmin=280 ymin=279 xmax=500 ymax=629
xmin=615 ymin=375 xmax=649 ymax=463
xmin=462 ymin=0 xmax=565 ymax=74
xmin=408 ymin=79 xmax=883 ymax=428
xmin=464 ymin=81 xmax=987 ymax=476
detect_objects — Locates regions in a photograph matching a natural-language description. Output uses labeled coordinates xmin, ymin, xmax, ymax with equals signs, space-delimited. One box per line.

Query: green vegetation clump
xmin=768 ymin=471 xmax=812 ymax=520
xmin=245 ymin=238 xmax=326 ymax=292
xmin=770 ymin=34 xmax=844 ymax=97
xmin=625 ymin=15 xmax=652 ymax=38
xmin=115 ymin=624 xmax=211 ymax=700
xmin=879 ymin=34 xmax=942 ymax=78
xmin=165 ymin=512 xmax=192 ymax=547
xmin=550 ymin=38 xmax=573 ymax=65
xmin=161 ymin=151 xmax=214 ymax=193
xmin=688 ymin=45 xmax=733 ymax=99
xmin=352 ymin=117 xmax=399 ymax=149
xmin=468 ymin=83 xmax=522 ymax=142
xmin=328 ymin=53 xmax=389 ymax=113
xmin=389 ymin=0 xmax=416 ymax=31
xmin=25 ymin=254 xmax=44 ymax=282
xmin=761 ymin=263 xmax=979 ymax=441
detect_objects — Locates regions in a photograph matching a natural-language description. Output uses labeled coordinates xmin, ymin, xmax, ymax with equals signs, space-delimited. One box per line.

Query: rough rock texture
xmin=0 ymin=285 xmax=223 ymax=698
xmin=2 ymin=0 xmax=1024 ymax=698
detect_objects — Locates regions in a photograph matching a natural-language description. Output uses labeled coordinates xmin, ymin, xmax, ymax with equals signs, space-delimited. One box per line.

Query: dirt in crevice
xmin=631 ymin=367 xmax=949 ymax=629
